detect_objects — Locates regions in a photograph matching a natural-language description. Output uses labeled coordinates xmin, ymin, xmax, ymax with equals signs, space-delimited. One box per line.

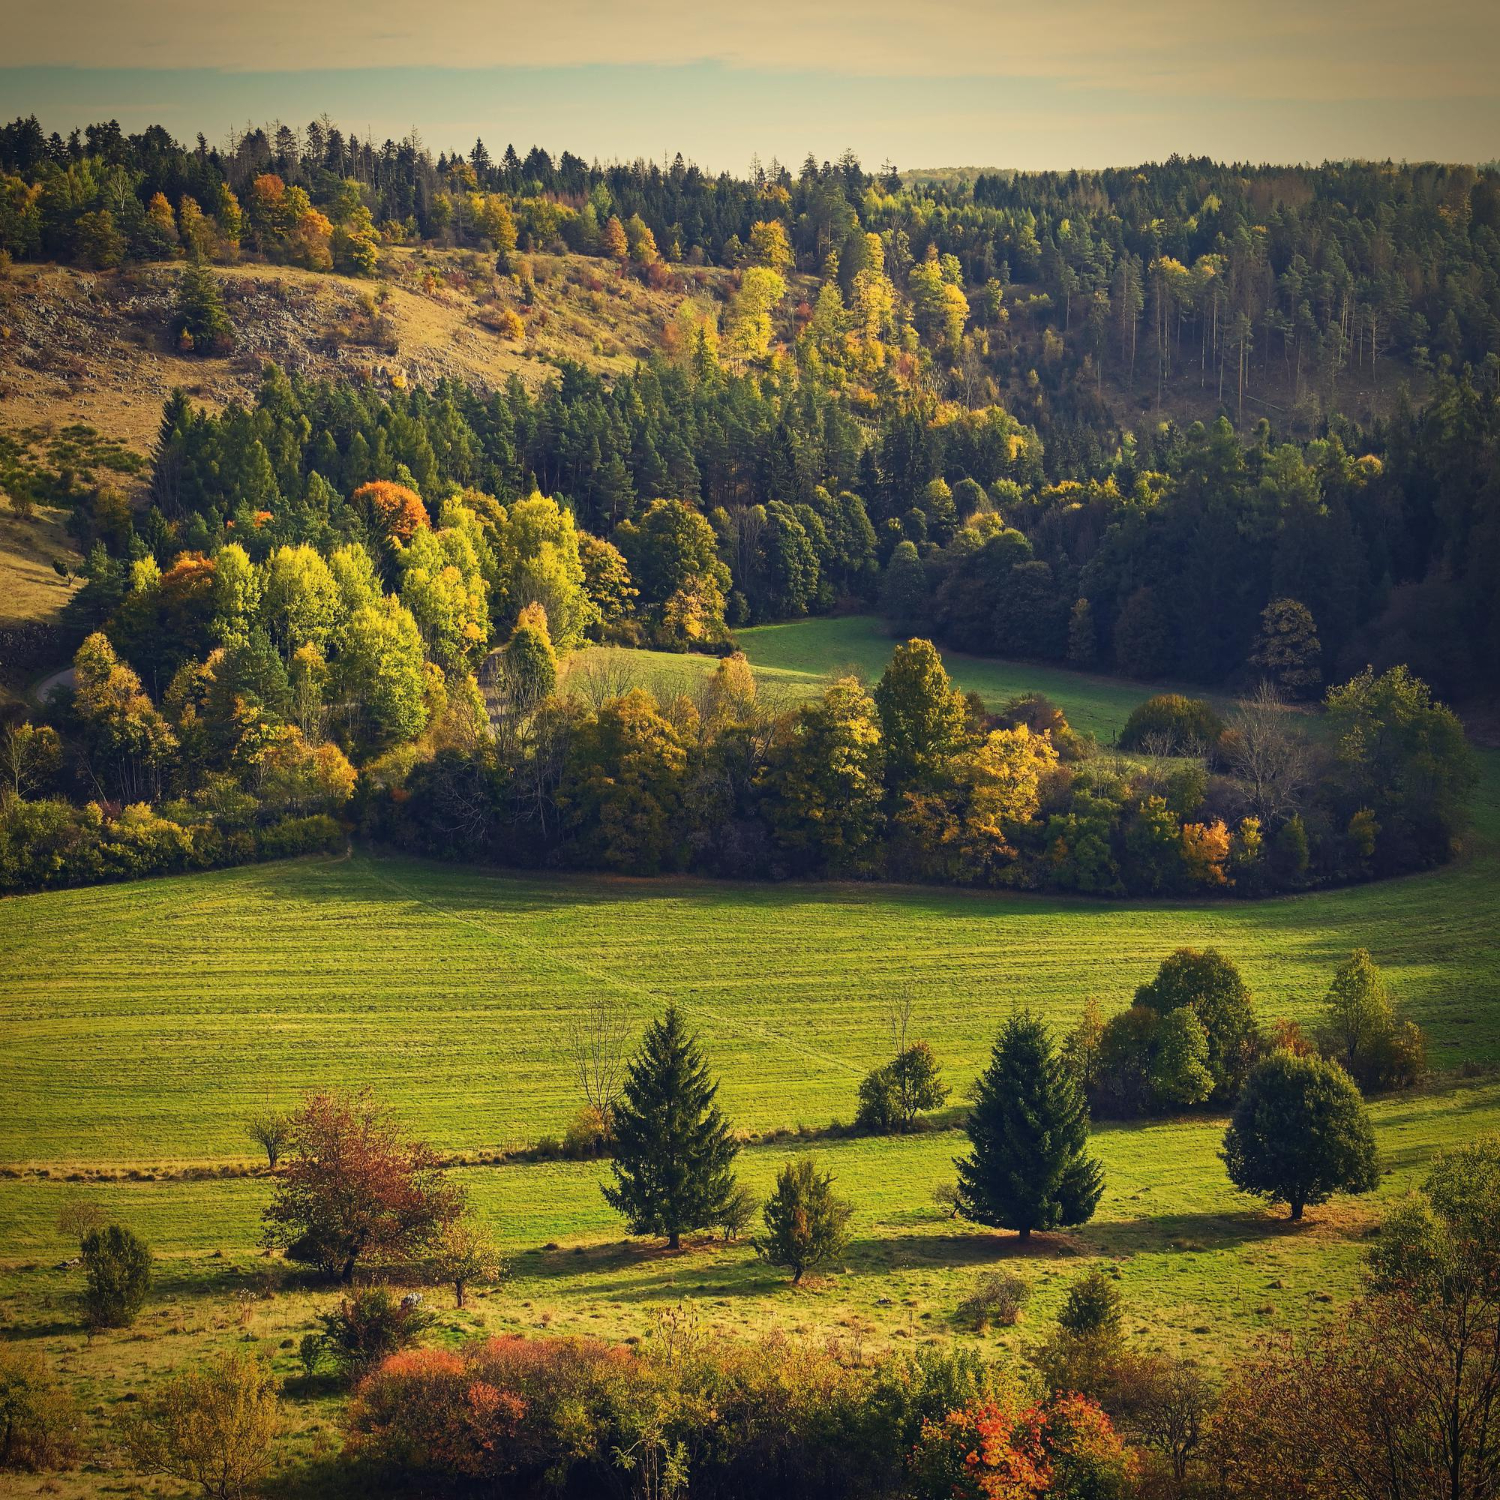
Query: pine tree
xmin=170 ymin=250 xmax=234 ymax=355
xmin=956 ymin=1011 xmax=1104 ymax=1241
xmin=602 ymin=1006 xmax=739 ymax=1248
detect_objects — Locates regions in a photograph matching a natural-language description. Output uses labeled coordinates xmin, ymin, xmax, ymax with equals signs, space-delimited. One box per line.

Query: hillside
xmin=0 ymin=250 xmax=733 ymax=456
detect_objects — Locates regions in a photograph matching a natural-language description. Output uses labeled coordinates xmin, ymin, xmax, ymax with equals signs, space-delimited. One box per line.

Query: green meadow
xmin=2 ymin=616 xmax=1499 ymax=1459
xmin=566 ymin=613 xmax=1220 ymax=741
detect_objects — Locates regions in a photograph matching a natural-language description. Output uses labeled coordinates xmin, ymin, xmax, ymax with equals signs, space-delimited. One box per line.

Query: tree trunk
xmin=1289 ymin=1199 xmax=1303 ymax=1222
xmin=341 ymin=1256 xmax=357 ymax=1283
xmin=668 ymin=1230 xmax=680 ymax=1250
xmin=455 ymin=1280 xmax=466 ymax=1309
xmin=1018 ymin=1226 xmax=1031 ymax=1243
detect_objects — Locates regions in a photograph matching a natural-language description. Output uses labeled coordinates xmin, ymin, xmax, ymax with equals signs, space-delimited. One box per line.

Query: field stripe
xmin=353 ymin=854 xmax=864 ymax=1077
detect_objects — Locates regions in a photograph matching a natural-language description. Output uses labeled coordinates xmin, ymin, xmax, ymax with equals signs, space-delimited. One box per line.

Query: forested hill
xmin=3 ymin=115 xmax=1498 ymax=455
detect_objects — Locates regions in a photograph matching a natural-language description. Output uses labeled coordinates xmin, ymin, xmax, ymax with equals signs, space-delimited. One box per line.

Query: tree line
xmin=39 ymin=352 xmax=1497 ymax=704
xmin=4 ymin=116 xmax=1497 ymax=399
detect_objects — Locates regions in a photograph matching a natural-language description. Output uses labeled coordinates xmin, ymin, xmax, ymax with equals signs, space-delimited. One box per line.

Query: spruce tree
xmin=602 ymin=1005 xmax=738 ymax=1248
xmin=171 ymin=250 xmax=234 ymax=355
xmin=956 ymin=1011 xmax=1104 ymax=1241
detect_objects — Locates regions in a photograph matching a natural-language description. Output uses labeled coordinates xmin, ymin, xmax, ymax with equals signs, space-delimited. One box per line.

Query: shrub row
xmin=0 ymin=800 xmax=344 ymax=893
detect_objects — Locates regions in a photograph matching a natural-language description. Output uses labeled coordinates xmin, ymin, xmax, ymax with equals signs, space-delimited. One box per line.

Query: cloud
xmin=8 ymin=0 xmax=1499 ymax=103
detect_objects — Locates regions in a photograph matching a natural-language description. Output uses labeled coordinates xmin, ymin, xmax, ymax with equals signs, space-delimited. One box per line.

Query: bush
xmin=257 ymin=813 xmax=344 ymax=859
xmin=759 ymin=1155 xmax=853 ymax=1282
xmin=0 ymin=1348 xmax=81 ymax=1471
xmin=318 ymin=1288 xmax=434 ymax=1378
xmin=346 ymin=1334 xmax=647 ymax=1489
xmin=911 ymin=1390 xmax=1133 ymax=1500
xmin=346 ymin=1331 xmax=974 ymax=1498
xmin=956 ymin=1271 xmax=1029 ymax=1331
xmin=1119 ymin=694 xmax=1226 ymax=756
xmin=561 ymin=1103 xmax=612 ymax=1159
xmin=855 ymin=1041 xmax=950 ymax=1133
xmin=122 ymin=1348 xmax=280 ymax=1500
xmin=81 ymin=1224 xmax=152 ymax=1328
xmin=1058 ymin=1267 xmax=1122 ymax=1338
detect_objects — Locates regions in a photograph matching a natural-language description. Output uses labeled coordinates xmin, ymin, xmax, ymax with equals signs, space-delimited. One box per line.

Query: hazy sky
xmin=5 ymin=0 xmax=1498 ymax=170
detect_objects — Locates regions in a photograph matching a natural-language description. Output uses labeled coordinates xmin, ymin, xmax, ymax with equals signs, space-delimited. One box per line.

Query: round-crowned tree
xmin=1135 ymin=948 xmax=1259 ymax=1102
xmin=1222 ymin=1050 xmax=1379 ymax=1220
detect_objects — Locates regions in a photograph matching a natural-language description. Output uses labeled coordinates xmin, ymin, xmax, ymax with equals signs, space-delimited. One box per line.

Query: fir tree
xmin=170 ymin=250 xmax=234 ymax=355
xmin=602 ymin=1005 xmax=739 ymax=1249
xmin=956 ymin=1011 xmax=1104 ymax=1241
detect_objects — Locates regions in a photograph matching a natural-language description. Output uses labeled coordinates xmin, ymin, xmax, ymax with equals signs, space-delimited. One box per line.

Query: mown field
xmin=2 ymin=619 xmax=1498 ymax=1493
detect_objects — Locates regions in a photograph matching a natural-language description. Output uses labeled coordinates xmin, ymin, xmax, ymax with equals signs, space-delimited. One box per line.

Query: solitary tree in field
xmin=956 ymin=1011 xmax=1104 ymax=1241
xmin=246 ymin=1111 xmax=291 ymax=1170
xmin=431 ymin=1214 xmax=501 ymax=1309
xmin=602 ymin=1005 xmax=738 ymax=1249
xmin=759 ymin=1155 xmax=853 ymax=1283
xmin=81 ymin=1224 xmax=153 ymax=1329
xmin=261 ymin=1090 xmax=464 ymax=1282
xmin=1222 ymin=1051 xmax=1378 ymax=1220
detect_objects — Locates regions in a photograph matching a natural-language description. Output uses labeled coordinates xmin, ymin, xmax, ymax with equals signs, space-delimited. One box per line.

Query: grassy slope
xmin=0 ymin=504 xmax=82 ymax=630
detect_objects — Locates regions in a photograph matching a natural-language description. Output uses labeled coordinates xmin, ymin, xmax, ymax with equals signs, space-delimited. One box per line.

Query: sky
xmin=4 ymin=0 xmax=1498 ymax=172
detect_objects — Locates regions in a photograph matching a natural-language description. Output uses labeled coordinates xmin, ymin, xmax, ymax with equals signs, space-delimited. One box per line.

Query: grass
xmin=0 ymin=502 xmax=82 ymax=628
xmin=2 ymin=619 xmax=1497 ymax=1489
xmin=564 ymin=615 xmax=1234 ymax=743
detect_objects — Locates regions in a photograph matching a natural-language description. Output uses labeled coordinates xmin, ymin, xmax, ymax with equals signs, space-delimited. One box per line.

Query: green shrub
xmin=81 ymin=1224 xmax=152 ymax=1329
xmin=318 ymin=1288 xmax=434 ymax=1379
xmin=1058 ymin=1267 xmax=1122 ymax=1337
xmin=0 ymin=1348 xmax=81 ymax=1471
xmin=1119 ymin=694 xmax=1226 ymax=756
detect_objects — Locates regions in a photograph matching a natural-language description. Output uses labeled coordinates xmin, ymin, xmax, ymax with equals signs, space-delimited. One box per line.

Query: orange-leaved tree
xmin=261 ymin=1090 xmax=465 ymax=1283
xmin=355 ymin=480 xmax=430 ymax=544
xmin=910 ymin=1391 xmax=1132 ymax=1500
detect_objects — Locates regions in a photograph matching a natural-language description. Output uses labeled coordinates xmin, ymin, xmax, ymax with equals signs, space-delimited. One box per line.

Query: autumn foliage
xmin=261 ymin=1090 xmax=464 ymax=1282
xmin=354 ymin=481 xmax=430 ymax=544
xmin=910 ymin=1392 xmax=1133 ymax=1500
